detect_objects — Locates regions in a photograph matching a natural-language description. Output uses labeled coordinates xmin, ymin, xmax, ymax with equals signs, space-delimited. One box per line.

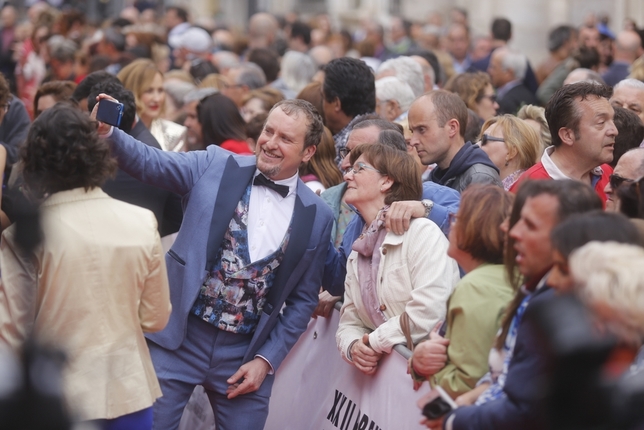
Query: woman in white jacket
xmin=336 ymin=143 xmax=460 ymax=375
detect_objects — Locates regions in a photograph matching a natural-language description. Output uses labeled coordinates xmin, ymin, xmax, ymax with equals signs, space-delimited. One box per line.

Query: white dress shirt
xmin=248 ymin=170 xmax=298 ymax=263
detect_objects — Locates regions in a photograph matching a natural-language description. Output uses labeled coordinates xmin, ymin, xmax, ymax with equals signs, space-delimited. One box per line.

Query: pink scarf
xmin=351 ymin=206 xmax=389 ymax=327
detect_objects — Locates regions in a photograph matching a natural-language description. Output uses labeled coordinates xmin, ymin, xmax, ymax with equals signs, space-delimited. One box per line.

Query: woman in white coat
xmin=336 ymin=143 xmax=460 ymax=375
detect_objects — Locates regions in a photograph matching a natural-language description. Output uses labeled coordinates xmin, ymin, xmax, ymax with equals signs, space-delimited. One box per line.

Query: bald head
xmin=249 ymin=13 xmax=279 ymax=49
xmin=615 ymin=30 xmax=642 ymax=63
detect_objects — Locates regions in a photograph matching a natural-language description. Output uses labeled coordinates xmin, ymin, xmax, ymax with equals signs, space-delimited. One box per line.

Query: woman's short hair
xmin=117 ymin=58 xmax=163 ymax=116
xmin=517 ymin=104 xmax=551 ymax=149
xmin=480 ymin=114 xmax=541 ymax=170
xmin=444 ymin=71 xmax=491 ymax=111
xmin=570 ymin=241 xmax=644 ymax=343
xmin=349 ymin=143 xmax=422 ymax=205
xmin=455 ymin=184 xmax=514 ymax=264
xmin=21 ymin=104 xmax=116 ymax=197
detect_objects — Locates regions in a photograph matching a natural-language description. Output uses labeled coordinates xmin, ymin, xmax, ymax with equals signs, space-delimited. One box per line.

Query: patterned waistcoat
xmin=191 ymin=183 xmax=292 ymax=334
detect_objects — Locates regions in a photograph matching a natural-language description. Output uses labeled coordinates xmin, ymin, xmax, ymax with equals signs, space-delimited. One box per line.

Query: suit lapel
xmin=205 ymin=156 xmax=255 ymax=270
xmin=265 ymin=194 xmax=316 ymax=313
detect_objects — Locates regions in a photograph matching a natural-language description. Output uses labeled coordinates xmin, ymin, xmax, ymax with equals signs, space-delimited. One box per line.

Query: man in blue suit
xmin=93 ymin=96 xmax=333 ymax=429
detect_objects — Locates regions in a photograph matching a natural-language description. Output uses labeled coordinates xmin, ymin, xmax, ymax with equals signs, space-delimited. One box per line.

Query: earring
xmin=504 ymin=158 xmax=509 ymax=167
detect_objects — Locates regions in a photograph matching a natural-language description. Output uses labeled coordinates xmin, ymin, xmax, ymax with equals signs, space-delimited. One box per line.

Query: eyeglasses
xmin=339 ymin=147 xmax=351 ymax=159
xmin=479 ymin=94 xmax=497 ymax=103
xmin=480 ymin=134 xmax=505 ymax=146
xmin=345 ymin=161 xmax=381 ymax=175
xmin=609 ymin=173 xmax=635 ymax=190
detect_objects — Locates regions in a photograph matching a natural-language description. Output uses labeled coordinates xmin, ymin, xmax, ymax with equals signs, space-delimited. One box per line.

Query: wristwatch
xmin=421 ymin=199 xmax=434 ymax=218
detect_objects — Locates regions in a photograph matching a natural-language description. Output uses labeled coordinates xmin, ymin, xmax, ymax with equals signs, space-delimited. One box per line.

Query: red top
xmin=510 ymin=161 xmax=613 ymax=204
xmin=220 ymin=139 xmax=253 ymax=155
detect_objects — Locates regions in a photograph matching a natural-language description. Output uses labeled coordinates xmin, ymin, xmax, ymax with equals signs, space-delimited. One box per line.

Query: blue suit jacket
xmin=448 ymin=286 xmax=554 ymax=430
xmin=108 ymin=128 xmax=334 ymax=371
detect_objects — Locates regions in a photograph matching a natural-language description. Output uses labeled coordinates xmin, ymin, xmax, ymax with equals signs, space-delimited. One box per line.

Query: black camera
xmin=421 ymin=386 xmax=457 ymax=420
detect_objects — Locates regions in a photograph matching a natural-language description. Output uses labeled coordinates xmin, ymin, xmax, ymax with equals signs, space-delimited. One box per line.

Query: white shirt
xmin=248 ymin=170 xmax=298 ymax=262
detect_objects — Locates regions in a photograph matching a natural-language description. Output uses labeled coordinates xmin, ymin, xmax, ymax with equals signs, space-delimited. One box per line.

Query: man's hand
xmin=411 ymin=325 xmax=450 ymax=377
xmin=350 ymin=333 xmax=383 ymax=375
xmin=313 ymin=290 xmax=341 ymax=318
xmin=226 ymin=357 xmax=271 ymax=399
xmin=385 ymin=201 xmax=426 ymax=235
xmin=89 ymin=93 xmax=119 ymax=135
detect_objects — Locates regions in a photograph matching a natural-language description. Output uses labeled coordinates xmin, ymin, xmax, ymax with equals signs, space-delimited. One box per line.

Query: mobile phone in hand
xmin=96 ymin=99 xmax=124 ymax=128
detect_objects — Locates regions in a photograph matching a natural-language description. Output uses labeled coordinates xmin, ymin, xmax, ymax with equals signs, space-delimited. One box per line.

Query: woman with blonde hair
xmin=478 ymin=115 xmax=541 ymax=190
xmin=118 ymin=58 xmax=187 ymax=152
xmin=444 ymin=72 xmax=499 ymax=122
xmin=517 ymin=104 xmax=551 ymax=151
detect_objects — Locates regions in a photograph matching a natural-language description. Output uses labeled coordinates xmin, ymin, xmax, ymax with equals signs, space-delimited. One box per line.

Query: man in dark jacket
xmin=408 ymin=90 xmax=501 ymax=193
xmin=488 ymin=47 xmax=539 ymax=115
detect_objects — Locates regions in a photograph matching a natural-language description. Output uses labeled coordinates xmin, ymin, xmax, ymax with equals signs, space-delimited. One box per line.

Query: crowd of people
xmin=0 ymin=1 xmax=642 ymax=429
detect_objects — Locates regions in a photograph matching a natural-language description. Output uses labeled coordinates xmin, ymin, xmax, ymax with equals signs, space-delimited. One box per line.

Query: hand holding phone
xmin=96 ymin=99 xmax=124 ymax=128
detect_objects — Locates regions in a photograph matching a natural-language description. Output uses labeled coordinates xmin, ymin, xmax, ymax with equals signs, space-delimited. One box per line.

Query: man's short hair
xmin=167 ymin=6 xmax=188 ymax=22
xmin=247 ymin=48 xmax=280 ymax=83
xmin=573 ymin=47 xmax=600 ymax=70
xmin=375 ymin=76 xmax=416 ymax=112
xmin=548 ymin=25 xmax=574 ymax=52
xmin=500 ymin=49 xmax=527 ymax=81
xmin=233 ymin=62 xmax=267 ymax=90
xmin=323 ymin=57 xmax=375 ymax=119
xmin=545 ymin=81 xmax=613 ymax=147
xmin=49 ymin=38 xmax=77 ymax=63
xmin=491 ymin=18 xmax=512 ymax=42
xmin=352 ymin=117 xmax=404 ymax=135
xmin=611 ymin=106 xmax=644 ymax=168
xmin=34 ymin=80 xmax=77 ymax=117
xmin=88 ymin=81 xmax=137 ymax=133
xmin=290 ymin=21 xmax=312 ymax=46
xmin=377 ymin=56 xmax=424 ymax=98
xmin=269 ymin=99 xmax=324 ymax=149
xmin=517 ymin=179 xmax=603 ymax=222
xmin=425 ymin=90 xmax=469 ymax=139
xmin=72 ymin=71 xmax=121 ymax=103
xmin=377 ymin=129 xmax=407 ymax=152
xmin=614 ymin=78 xmax=644 ymax=92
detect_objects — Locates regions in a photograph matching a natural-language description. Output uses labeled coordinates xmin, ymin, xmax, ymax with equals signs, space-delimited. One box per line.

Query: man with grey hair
xmin=375 ymin=76 xmax=415 ymax=122
xmin=223 ymin=62 xmax=267 ymax=108
xmin=610 ymin=78 xmax=644 ymax=124
xmin=48 ymin=37 xmax=78 ymax=81
xmin=376 ymin=56 xmax=424 ymax=98
xmin=488 ymin=47 xmax=538 ymax=115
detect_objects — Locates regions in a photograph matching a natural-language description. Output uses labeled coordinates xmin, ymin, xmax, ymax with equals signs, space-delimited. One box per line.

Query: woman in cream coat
xmin=336 ymin=144 xmax=459 ymax=375
xmin=0 ymin=105 xmax=171 ymax=429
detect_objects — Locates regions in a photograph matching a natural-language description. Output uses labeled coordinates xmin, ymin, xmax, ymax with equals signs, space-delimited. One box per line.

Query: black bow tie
xmin=253 ymin=174 xmax=289 ymax=198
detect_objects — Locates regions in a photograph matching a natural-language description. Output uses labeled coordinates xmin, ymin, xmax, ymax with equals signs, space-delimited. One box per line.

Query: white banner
xmin=179 ymin=310 xmax=431 ymax=430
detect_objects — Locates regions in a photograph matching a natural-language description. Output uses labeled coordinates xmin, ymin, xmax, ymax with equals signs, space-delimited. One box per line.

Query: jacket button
xmin=382 ymin=248 xmax=387 ymax=255
xmin=380 ymin=304 xmax=387 ymax=311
